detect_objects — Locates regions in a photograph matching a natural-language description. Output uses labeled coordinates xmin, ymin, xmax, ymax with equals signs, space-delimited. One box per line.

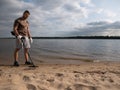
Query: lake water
xmin=0 ymin=39 xmax=120 ymax=65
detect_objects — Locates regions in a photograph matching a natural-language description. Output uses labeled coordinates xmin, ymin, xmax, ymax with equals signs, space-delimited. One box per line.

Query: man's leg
xmin=13 ymin=48 xmax=20 ymax=66
xmin=14 ymin=37 xmax=23 ymax=61
xmin=23 ymin=36 xmax=32 ymax=65
xmin=14 ymin=48 xmax=20 ymax=61
xmin=24 ymin=48 xmax=32 ymax=65
xmin=24 ymin=48 xmax=29 ymax=61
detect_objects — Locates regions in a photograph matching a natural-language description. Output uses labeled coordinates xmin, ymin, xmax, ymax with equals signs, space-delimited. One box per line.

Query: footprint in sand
xmin=23 ymin=75 xmax=31 ymax=82
xmin=65 ymin=86 xmax=72 ymax=90
xmin=73 ymin=84 xmax=97 ymax=90
xmin=46 ymin=78 xmax=54 ymax=83
xmin=55 ymin=73 xmax=64 ymax=77
xmin=27 ymin=84 xmax=37 ymax=90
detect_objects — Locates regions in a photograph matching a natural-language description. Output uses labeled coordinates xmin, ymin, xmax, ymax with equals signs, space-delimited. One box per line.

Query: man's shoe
xmin=13 ymin=61 xmax=19 ymax=66
xmin=25 ymin=61 xmax=32 ymax=65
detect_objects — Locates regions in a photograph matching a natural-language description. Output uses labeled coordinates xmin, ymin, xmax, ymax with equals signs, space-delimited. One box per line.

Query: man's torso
xmin=14 ymin=17 xmax=29 ymax=36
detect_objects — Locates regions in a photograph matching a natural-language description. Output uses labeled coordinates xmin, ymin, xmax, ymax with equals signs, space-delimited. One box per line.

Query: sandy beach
xmin=0 ymin=62 xmax=119 ymax=90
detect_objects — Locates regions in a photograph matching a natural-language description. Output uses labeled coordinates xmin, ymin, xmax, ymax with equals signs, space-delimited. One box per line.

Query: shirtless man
xmin=13 ymin=10 xmax=33 ymax=66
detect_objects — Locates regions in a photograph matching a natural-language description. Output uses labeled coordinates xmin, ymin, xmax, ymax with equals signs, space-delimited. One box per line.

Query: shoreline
xmin=0 ymin=58 xmax=119 ymax=66
xmin=0 ymin=62 xmax=120 ymax=90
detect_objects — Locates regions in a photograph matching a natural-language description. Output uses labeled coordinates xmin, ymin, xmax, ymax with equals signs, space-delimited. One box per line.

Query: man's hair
xmin=23 ymin=10 xmax=30 ymax=15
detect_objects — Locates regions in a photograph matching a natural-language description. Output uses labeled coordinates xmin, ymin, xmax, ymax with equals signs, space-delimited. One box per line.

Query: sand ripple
xmin=0 ymin=62 xmax=120 ymax=90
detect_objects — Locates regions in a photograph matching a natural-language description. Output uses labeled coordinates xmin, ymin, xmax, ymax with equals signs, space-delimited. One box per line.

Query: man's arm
xmin=13 ymin=20 xmax=22 ymax=42
xmin=27 ymin=23 xmax=32 ymax=38
xmin=27 ymin=28 xmax=32 ymax=38
xmin=28 ymin=29 xmax=33 ymax=43
xmin=13 ymin=20 xmax=19 ymax=36
xmin=27 ymin=26 xmax=33 ymax=43
xmin=14 ymin=26 xmax=19 ymax=36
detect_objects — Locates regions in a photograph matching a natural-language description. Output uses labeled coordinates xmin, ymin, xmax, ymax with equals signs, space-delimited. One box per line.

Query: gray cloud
xmin=87 ymin=21 xmax=109 ymax=26
xmin=0 ymin=0 xmax=34 ymax=37
xmin=71 ymin=21 xmax=120 ymax=36
xmin=0 ymin=0 xmax=120 ymax=37
xmin=32 ymin=0 xmax=64 ymax=10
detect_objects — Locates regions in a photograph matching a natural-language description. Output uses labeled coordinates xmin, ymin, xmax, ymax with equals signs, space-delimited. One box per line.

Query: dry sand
xmin=0 ymin=62 xmax=120 ymax=90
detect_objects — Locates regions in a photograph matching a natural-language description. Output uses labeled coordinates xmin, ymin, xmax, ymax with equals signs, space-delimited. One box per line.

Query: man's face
xmin=23 ymin=12 xmax=30 ymax=19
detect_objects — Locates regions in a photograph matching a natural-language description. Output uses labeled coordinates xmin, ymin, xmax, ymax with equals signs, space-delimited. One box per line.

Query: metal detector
xmin=21 ymin=37 xmax=38 ymax=67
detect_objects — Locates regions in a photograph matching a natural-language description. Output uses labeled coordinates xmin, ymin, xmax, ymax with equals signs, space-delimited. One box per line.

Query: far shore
xmin=1 ymin=36 xmax=120 ymax=39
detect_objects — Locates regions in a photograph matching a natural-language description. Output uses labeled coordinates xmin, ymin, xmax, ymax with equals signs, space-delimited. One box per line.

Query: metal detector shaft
xmin=21 ymin=37 xmax=36 ymax=67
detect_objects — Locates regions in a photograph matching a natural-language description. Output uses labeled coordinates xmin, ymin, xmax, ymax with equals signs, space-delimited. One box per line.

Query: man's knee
xmin=15 ymin=48 xmax=20 ymax=52
xmin=24 ymin=48 xmax=29 ymax=52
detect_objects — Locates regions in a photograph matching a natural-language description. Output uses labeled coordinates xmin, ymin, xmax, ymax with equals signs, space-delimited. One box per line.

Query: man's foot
xmin=13 ymin=61 xmax=19 ymax=66
xmin=25 ymin=61 xmax=32 ymax=65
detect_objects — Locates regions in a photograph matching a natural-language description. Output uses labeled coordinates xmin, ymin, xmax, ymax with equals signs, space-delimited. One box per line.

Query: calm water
xmin=0 ymin=39 xmax=120 ymax=64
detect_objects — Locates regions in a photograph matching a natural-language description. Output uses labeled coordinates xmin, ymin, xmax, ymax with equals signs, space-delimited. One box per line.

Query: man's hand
xmin=17 ymin=35 xmax=22 ymax=39
xmin=17 ymin=35 xmax=22 ymax=43
xmin=29 ymin=37 xmax=33 ymax=44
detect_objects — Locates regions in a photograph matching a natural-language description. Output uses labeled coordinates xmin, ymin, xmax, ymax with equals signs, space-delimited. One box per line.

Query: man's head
xmin=23 ymin=10 xmax=30 ymax=19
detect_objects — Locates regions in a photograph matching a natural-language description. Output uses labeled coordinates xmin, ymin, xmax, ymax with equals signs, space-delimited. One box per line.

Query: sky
xmin=1 ymin=0 xmax=120 ymax=37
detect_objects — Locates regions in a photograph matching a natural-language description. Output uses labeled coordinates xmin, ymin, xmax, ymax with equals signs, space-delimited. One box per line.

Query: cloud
xmin=87 ymin=21 xmax=109 ymax=26
xmin=105 ymin=10 xmax=116 ymax=17
xmin=0 ymin=0 xmax=120 ymax=37
xmin=27 ymin=0 xmax=93 ymax=37
xmin=97 ymin=9 xmax=116 ymax=17
xmin=0 ymin=0 xmax=34 ymax=37
xmin=72 ymin=21 xmax=120 ymax=36
xmin=32 ymin=0 xmax=64 ymax=10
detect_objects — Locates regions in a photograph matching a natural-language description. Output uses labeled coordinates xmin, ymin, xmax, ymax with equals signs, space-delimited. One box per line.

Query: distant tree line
xmin=32 ymin=36 xmax=120 ymax=39
xmin=1 ymin=36 xmax=120 ymax=39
